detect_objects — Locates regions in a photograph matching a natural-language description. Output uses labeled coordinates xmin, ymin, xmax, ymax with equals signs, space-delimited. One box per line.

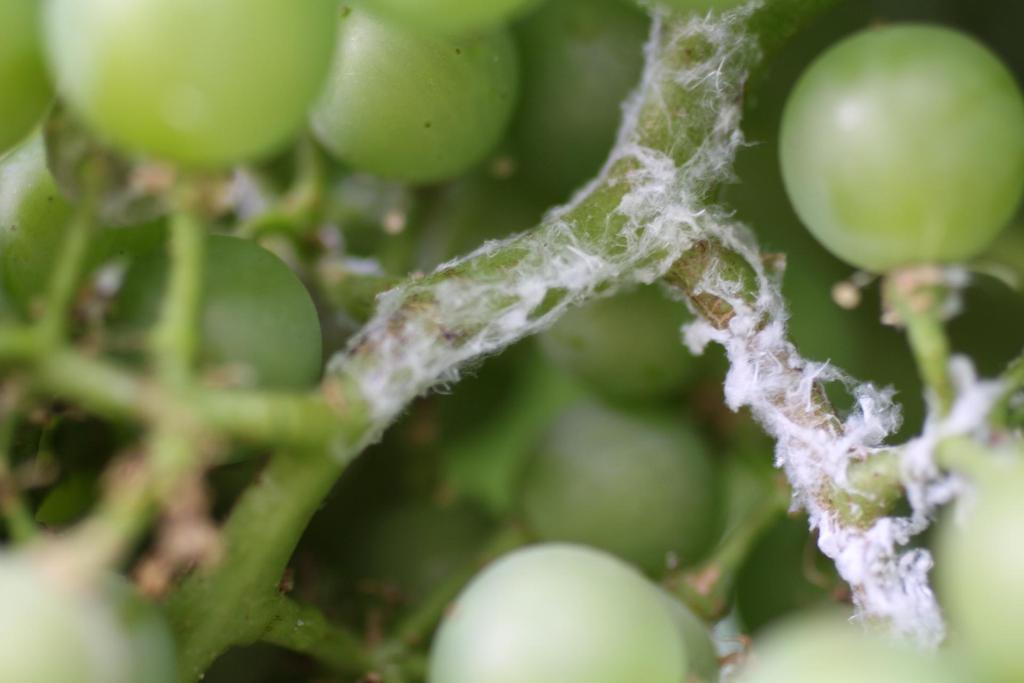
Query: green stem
xmin=0 ymin=341 xmax=350 ymax=449
xmin=902 ymin=309 xmax=954 ymax=413
xmin=151 ymin=209 xmax=205 ymax=388
xmin=261 ymin=596 xmax=373 ymax=675
xmin=0 ymin=398 xmax=37 ymax=542
xmin=0 ymin=326 xmax=40 ymax=361
xmin=162 ymin=2 xmax=843 ymax=677
xmin=827 ymin=437 xmax=1012 ymax=524
xmin=883 ymin=269 xmax=955 ymax=415
xmin=193 ymin=387 xmax=354 ymax=449
xmin=168 ymin=445 xmax=368 ymax=682
xmin=37 ymin=200 xmax=94 ymax=342
xmin=32 ymin=349 xmax=158 ymax=420
xmin=831 ymin=450 xmax=904 ymax=528
xmin=665 ymin=480 xmax=787 ymax=620
xmin=237 ymin=135 xmax=325 ymax=239
xmin=55 ymin=426 xmax=196 ymax=574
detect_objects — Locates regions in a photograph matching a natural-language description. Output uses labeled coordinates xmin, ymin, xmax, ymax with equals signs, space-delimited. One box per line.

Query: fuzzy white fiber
xmin=330 ymin=2 xmax=983 ymax=647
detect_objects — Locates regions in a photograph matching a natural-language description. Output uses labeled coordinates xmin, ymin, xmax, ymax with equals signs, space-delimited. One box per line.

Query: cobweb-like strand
xmin=330 ymin=3 xmax=966 ymax=646
xmin=330 ymin=7 xmax=760 ymax=421
xmin=683 ymin=225 xmax=957 ymax=645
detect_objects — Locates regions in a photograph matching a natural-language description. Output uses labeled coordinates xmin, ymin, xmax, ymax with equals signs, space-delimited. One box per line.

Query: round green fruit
xmin=344 ymin=501 xmax=494 ymax=602
xmin=735 ymin=613 xmax=965 ymax=683
xmin=538 ymin=285 xmax=696 ymax=403
xmin=938 ymin=468 xmax=1024 ymax=682
xmin=428 ymin=544 xmax=687 ymax=683
xmin=0 ymin=0 xmax=51 ymax=154
xmin=521 ymin=403 xmax=719 ymax=572
xmin=657 ymin=589 xmax=719 ymax=682
xmin=0 ymin=134 xmax=74 ymax=313
xmin=780 ymin=25 xmax=1024 ymax=272
xmin=415 ymin=172 xmax=546 ymax=270
xmin=0 ymin=556 xmax=176 ymax=683
xmin=0 ymin=134 xmax=165 ymax=318
xmin=312 ymin=10 xmax=518 ymax=183
xmin=112 ymin=234 xmax=322 ymax=390
xmin=44 ymin=0 xmax=338 ymax=166
xmin=512 ymin=0 xmax=648 ymax=202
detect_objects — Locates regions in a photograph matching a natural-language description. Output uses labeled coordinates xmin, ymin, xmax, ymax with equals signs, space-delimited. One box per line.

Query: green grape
xmin=735 ymin=514 xmax=837 ymax=632
xmin=734 ymin=613 xmax=966 ymax=683
xmin=416 ymin=172 xmax=546 ymax=270
xmin=0 ymin=556 xmax=176 ymax=683
xmin=0 ymin=134 xmax=165 ymax=318
xmin=780 ymin=25 xmax=1024 ymax=272
xmin=43 ymin=104 xmax=168 ymax=227
xmin=0 ymin=134 xmax=74 ymax=313
xmin=539 ymin=285 xmax=696 ymax=403
xmin=512 ymin=0 xmax=648 ymax=203
xmin=938 ymin=468 xmax=1024 ymax=682
xmin=428 ymin=544 xmax=687 ymax=683
xmin=656 ymin=589 xmax=719 ymax=682
xmin=342 ymin=501 xmax=494 ymax=602
xmin=0 ymin=0 xmax=51 ymax=154
xmin=352 ymin=0 xmax=539 ymax=36
xmin=442 ymin=346 xmax=584 ymax=516
xmin=521 ymin=403 xmax=720 ymax=572
xmin=43 ymin=0 xmax=337 ymax=166
xmin=111 ymin=235 xmax=322 ymax=390
xmin=311 ymin=10 xmax=519 ymax=183
xmin=106 ymin=579 xmax=178 ymax=683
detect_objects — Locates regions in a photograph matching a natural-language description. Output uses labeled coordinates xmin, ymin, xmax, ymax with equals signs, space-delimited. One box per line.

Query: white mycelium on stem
xmin=331 ymin=2 xmax=970 ymax=647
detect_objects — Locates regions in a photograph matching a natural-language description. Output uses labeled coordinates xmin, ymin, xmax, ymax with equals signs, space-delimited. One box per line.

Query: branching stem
xmin=151 ymin=207 xmax=205 ymax=388
xmin=0 ymin=392 xmax=37 ymax=543
xmin=261 ymin=595 xmax=373 ymax=676
xmin=883 ymin=267 xmax=955 ymax=415
xmin=665 ymin=476 xmax=788 ymax=619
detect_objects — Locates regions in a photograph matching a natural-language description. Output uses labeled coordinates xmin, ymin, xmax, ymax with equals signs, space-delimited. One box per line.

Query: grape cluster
xmin=1 ymin=1 xmax=1023 ymax=683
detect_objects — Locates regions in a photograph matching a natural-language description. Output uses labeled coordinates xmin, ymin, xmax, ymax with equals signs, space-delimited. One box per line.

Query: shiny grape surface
xmin=521 ymin=403 xmax=719 ymax=572
xmin=0 ymin=0 xmax=51 ymax=154
xmin=312 ymin=10 xmax=518 ymax=183
xmin=780 ymin=25 xmax=1024 ymax=271
xmin=428 ymin=544 xmax=687 ymax=683
xmin=44 ymin=0 xmax=337 ymax=166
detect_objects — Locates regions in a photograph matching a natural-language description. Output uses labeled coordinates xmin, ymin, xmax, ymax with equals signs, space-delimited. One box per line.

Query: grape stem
xmin=158 ymin=2 xmax=847 ymax=678
xmin=167 ymin=446 xmax=366 ymax=681
xmin=664 ymin=473 xmax=789 ymax=620
xmin=236 ymin=135 xmax=327 ymax=239
xmin=150 ymin=205 xmax=206 ymax=388
xmin=0 ymin=388 xmax=38 ymax=543
xmin=882 ymin=267 xmax=956 ymax=415
xmin=36 ymin=197 xmax=95 ymax=346
xmin=39 ymin=194 xmax=212 ymax=574
xmin=0 ymin=339 xmax=355 ymax=448
xmin=260 ymin=595 xmax=374 ymax=676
